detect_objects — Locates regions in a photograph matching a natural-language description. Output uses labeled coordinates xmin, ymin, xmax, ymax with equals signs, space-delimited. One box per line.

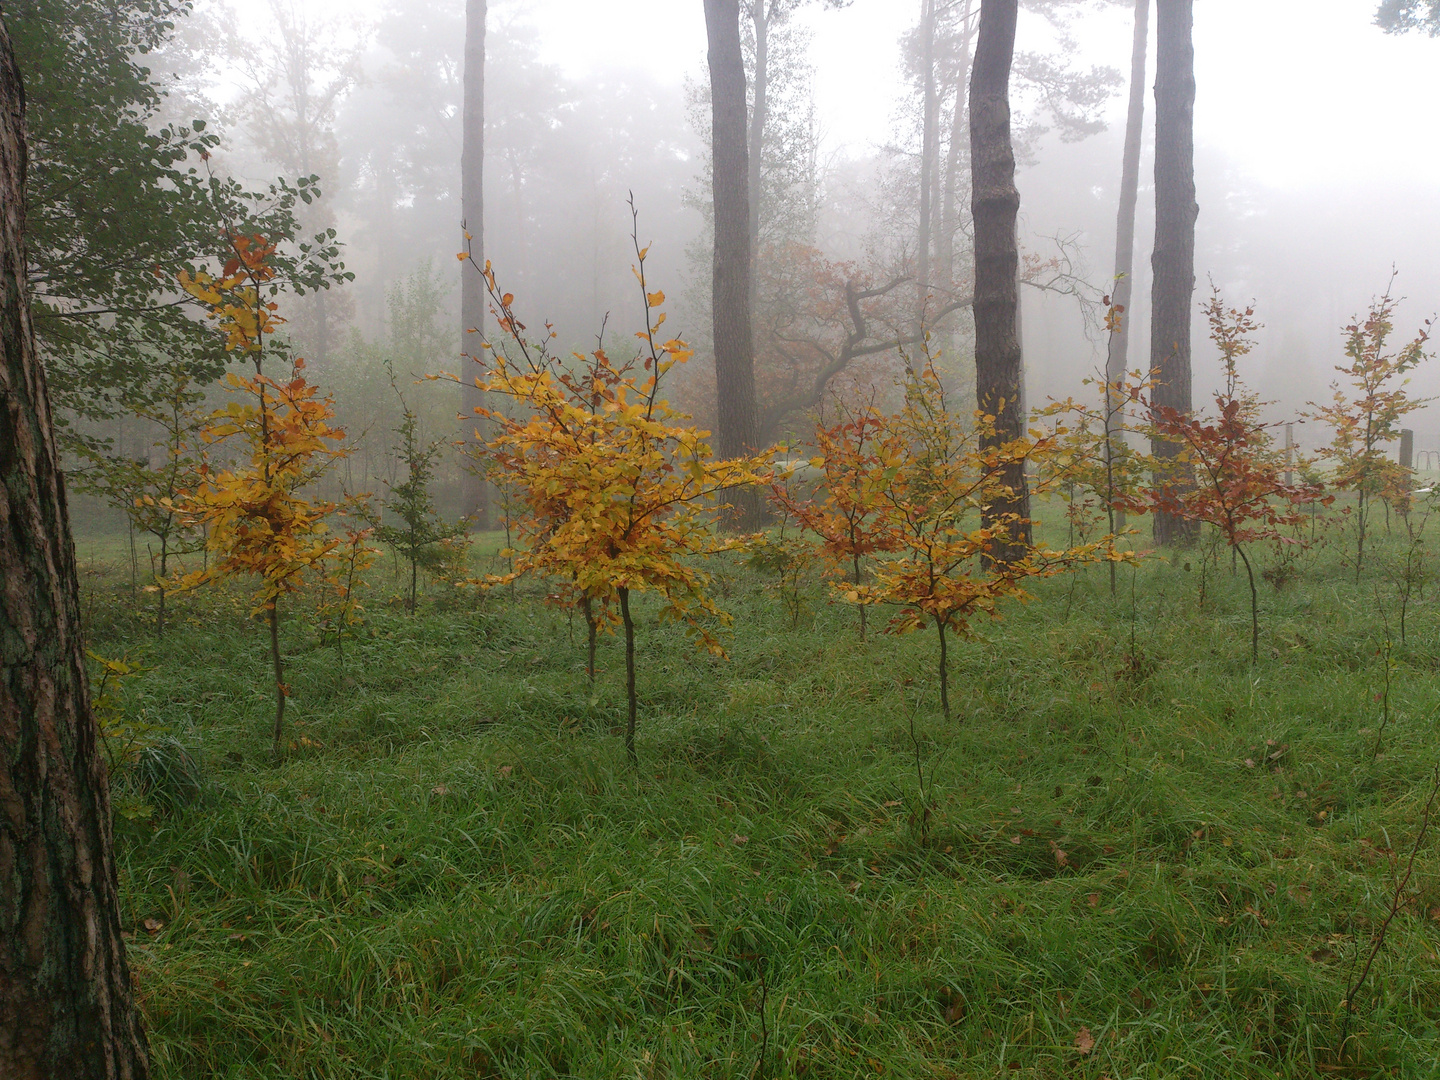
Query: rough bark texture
xmin=459 ymin=0 xmax=488 ymax=527
xmin=0 ymin=16 xmax=151 ymax=1077
xmin=970 ymin=0 xmax=1030 ymax=559
xmin=705 ymin=0 xmax=761 ymax=479
xmin=1149 ymin=0 xmax=1199 ymax=546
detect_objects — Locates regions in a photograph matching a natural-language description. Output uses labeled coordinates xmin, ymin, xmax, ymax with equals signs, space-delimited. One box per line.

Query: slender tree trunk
xmin=937 ymin=619 xmax=950 ymax=721
xmin=126 ymin=516 xmax=137 ymax=597
xmin=1108 ymin=0 xmax=1150 ymax=384
xmin=852 ymin=553 xmax=867 ymax=641
xmin=459 ymin=0 xmax=489 ymax=528
xmin=409 ymin=553 xmax=418 ymax=614
xmin=268 ymin=603 xmax=285 ymax=754
xmin=157 ymin=539 xmax=168 ymax=638
xmin=1356 ymin=491 xmax=1368 ymax=582
xmin=1236 ymin=542 xmax=1259 ymax=662
xmin=618 ymin=586 xmax=637 ymax=763
xmin=938 ymin=0 xmax=976 ymax=296
xmin=1106 ymin=0 xmax=1149 ymax=537
xmin=917 ymin=0 xmax=939 ymax=326
xmin=0 ymin=18 xmax=151 ymax=1074
xmin=314 ymin=290 xmax=329 ymax=368
xmin=970 ymin=0 xmax=1030 ymax=560
xmin=747 ymin=0 xmax=769 ymax=322
xmin=1149 ymin=0 xmax=1199 ymax=546
xmin=581 ymin=594 xmax=597 ymax=683
xmin=705 ymin=0 xmax=763 ymax=525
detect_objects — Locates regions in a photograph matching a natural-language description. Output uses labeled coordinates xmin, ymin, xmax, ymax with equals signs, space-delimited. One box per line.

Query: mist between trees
xmin=8 ymin=0 xmax=1434 ymax=537
xmin=12 ymin=1 xmax=1440 ymax=1076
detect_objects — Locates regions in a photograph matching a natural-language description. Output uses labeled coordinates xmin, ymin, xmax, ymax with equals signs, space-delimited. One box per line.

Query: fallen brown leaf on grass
xmin=1074 ymin=1025 xmax=1095 ymax=1054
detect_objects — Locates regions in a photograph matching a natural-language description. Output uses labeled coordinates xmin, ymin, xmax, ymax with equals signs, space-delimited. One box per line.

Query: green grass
xmin=86 ymin=513 xmax=1440 ymax=1078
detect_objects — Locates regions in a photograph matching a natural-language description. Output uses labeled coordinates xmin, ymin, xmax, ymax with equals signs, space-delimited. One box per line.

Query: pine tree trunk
xmin=1149 ymin=0 xmax=1199 ymax=546
xmin=459 ymin=0 xmax=489 ymax=528
xmin=705 ymin=0 xmax=763 ymax=525
xmin=0 ymin=17 xmax=151 ymax=1074
xmin=1106 ymin=0 xmax=1149 ymax=536
xmin=970 ymin=0 xmax=1030 ymax=561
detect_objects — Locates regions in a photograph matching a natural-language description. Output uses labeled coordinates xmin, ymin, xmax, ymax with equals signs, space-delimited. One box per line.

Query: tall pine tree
xmin=1149 ymin=0 xmax=1198 ymax=546
xmin=0 ymin=12 xmax=151 ymax=1074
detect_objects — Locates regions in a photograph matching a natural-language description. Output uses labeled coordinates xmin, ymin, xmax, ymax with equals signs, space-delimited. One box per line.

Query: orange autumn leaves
xmin=174 ymin=232 xmax=359 ymax=615
xmin=464 ymin=223 xmax=1124 ymax=728
xmin=174 ymin=231 xmax=370 ymax=752
xmin=471 ymin=255 xmax=769 ymax=659
xmin=462 ymin=234 xmax=773 ymax=760
xmin=177 ymin=232 xmax=285 ymax=359
xmin=173 ymin=365 xmax=351 ymax=613
xmin=773 ymin=359 xmax=1126 ymax=719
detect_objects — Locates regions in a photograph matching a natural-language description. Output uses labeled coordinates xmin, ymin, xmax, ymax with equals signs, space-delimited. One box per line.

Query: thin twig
xmin=1338 ymin=765 xmax=1440 ymax=1061
xmin=755 ymin=970 xmax=769 ymax=1080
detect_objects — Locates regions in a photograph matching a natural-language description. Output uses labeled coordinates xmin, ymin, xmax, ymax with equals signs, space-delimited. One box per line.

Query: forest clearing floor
xmin=84 ymin=518 xmax=1440 ymax=1079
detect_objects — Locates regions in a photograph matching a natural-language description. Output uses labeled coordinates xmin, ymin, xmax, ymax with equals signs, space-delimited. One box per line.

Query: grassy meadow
xmin=83 ymin=504 xmax=1440 ymax=1079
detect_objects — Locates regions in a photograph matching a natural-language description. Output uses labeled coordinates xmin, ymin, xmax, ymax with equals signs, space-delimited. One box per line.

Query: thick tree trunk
xmin=459 ymin=0 xmax=489 ymax=528
xmin=970 ymin=0 xmax=1030 ymax=560
xmin=1149 ymin=0 xmax=1198 ymax=546
xmin=1106 ymin=0 xmax=1149 ymax=535
xmin=705 ymin=0 xmax=763 ymax=524
xmin=0 ymin=17 xmax=151 ymax=1077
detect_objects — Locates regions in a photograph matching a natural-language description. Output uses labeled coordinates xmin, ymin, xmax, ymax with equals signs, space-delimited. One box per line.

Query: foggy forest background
xmin=52 ymin=0 xmax=1440 ymax=524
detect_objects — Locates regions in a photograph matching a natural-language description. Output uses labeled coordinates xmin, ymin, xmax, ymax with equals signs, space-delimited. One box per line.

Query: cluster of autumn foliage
xmin=464 ymin=235 xmax=1431 ymax=735
xmin=93 ymin=224 xmax=1433 ymax=757
xmin=170 ymin=233 xmax=374 ymax=752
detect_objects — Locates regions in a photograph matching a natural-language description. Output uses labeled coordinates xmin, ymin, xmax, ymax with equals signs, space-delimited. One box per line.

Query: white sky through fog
xmin=235 ymin=0 xmax=1440 ymax=423
xmin=279 ymin=0 xmax=1440 ymax=192
xmin=506 ymin=0 xmax=1440 ymax=190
